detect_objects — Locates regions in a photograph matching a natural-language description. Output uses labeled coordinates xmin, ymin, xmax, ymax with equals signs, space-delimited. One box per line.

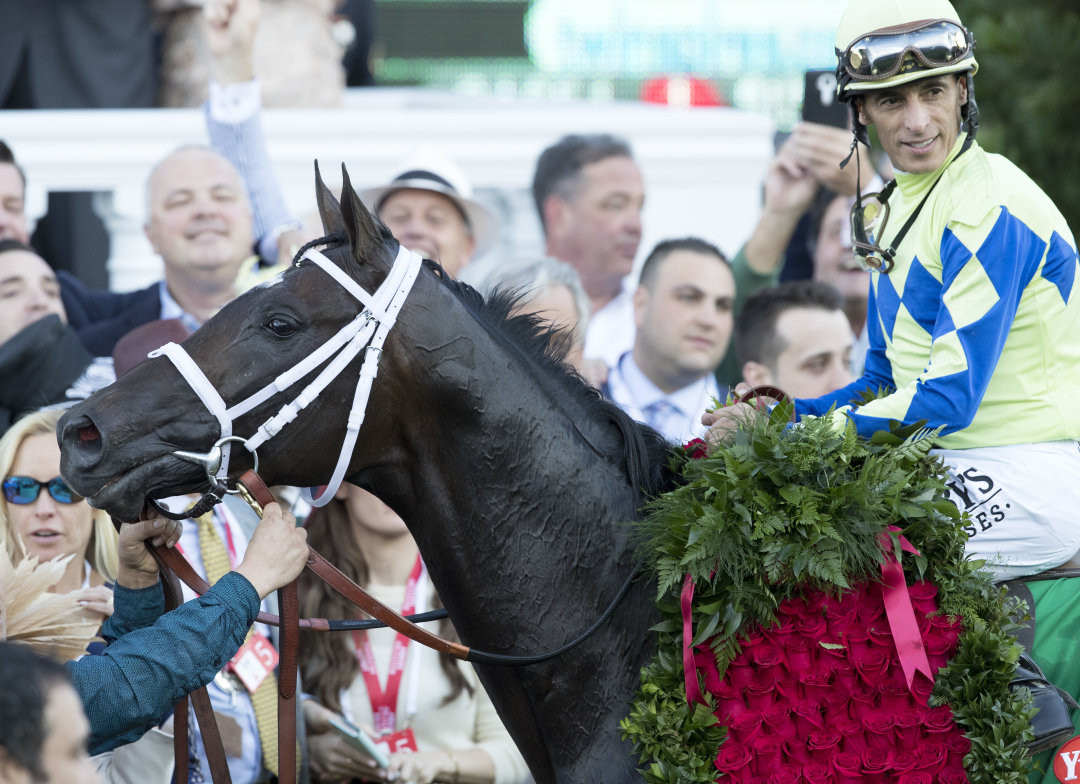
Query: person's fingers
xmin=734 ymin=382 xmax=753 ymax=397
xmin=701 ymin=410 xmax=719 ymax=426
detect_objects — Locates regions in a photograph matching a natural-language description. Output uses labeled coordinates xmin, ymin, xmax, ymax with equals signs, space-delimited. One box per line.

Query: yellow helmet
xmin=835 ymin=0 xmax=977 ymax=96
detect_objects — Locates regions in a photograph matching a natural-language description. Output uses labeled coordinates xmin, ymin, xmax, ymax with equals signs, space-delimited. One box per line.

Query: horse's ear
xmin=314 ymin=160 xmax=347 ymax=236
xmin=339 ymin=163 xmax=385 ymax=264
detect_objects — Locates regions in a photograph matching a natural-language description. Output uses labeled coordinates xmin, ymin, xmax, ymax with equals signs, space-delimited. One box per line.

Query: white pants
xmin=932 ymin=440 xmax=1080 ymax=581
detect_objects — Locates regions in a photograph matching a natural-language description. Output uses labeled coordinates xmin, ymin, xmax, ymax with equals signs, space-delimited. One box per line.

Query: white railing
xmin=2 ymin=88 xmax=774 ymax=292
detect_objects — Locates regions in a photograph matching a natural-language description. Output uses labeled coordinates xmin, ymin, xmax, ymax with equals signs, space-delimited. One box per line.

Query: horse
xmin=58 ymin=163 xmax=675 ymax=784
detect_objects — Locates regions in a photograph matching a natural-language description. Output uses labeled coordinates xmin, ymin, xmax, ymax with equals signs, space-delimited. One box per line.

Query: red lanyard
xmin=351 ymin=555 xmax=423 ymax=735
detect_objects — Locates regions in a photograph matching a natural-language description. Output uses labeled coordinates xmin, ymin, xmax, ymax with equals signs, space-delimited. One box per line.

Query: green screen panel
xmin=375 ymin=1 xmax=529 ymax=60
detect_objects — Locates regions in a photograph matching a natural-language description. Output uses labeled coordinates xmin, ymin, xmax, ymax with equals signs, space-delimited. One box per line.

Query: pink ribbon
xmin=878 ymin=526 xmax=934 ymax=703
xmin=681 ymin=573 xmax=707 ymax=706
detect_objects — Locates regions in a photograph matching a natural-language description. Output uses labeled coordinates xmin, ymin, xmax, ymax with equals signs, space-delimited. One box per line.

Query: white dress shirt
xmin=582 ymin=278 xmax=636 ymax=369
xmin=163 ymin=499 xmax=268 ymax=784
xmin=606 ymin=351 xmax=724 ymax=444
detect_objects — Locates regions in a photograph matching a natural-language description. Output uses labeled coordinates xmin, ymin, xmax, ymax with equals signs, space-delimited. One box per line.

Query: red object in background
xmin=640 ymin=76 xmax=725 ymax=107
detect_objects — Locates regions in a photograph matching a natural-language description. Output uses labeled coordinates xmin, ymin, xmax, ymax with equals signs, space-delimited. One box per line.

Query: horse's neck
xmin=377 ymin=317 xmax=642 ymax=649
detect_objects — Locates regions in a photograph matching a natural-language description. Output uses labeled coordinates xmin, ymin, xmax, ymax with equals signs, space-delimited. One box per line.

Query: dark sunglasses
xmin=3 ymin=476 xmax=82 ymax=505
xmin=843 ymin=20 xmax=971 ymax=82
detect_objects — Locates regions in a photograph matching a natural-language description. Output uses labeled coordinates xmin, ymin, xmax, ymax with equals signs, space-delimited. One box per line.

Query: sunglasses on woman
xmin=2 ymin=476 xmax=83 ymax=505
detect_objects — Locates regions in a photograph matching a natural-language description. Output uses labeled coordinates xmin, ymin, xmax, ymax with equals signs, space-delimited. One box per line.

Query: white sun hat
xmin=360 ymin=145 xmax=500 ymax=258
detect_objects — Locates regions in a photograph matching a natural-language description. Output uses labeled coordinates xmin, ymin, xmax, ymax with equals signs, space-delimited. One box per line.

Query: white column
xmin=92 ymin=188 xmax=163 ymax=292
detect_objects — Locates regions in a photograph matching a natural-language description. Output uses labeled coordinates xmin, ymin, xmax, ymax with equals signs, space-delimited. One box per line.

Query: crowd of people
xmin=2 ymin=0 xmax=1079 ymax=782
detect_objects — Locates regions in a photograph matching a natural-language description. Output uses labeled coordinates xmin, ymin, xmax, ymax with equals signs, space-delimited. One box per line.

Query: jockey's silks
xmin=798 ymin=133 xmax=1080 ymax=450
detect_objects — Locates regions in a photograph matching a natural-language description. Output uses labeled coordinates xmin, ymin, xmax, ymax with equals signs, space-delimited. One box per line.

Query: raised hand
xmin=204 ymin=0 xmax=260 ymax=85
xmin=788 ymin=122 xmax=873 ymax=197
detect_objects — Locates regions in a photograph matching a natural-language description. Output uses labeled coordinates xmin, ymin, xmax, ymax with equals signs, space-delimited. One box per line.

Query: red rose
xmin=849 ymin=685 xmax=879 ymax=721
xmin=740 ymin=629 xmax=766 ymax=648
xmin=946 ymin=732 xmax=972 ymax=768
xmin=684 ymin=438 xmax=708 ymax=459
xmin=925 ymin=632 xmax=955 ymax=676
xmin=768 ymin=764 xmax=802 ymax=784
xmin=816 ymin=635 xmax=847 ymax=667
xmin=798 ymin=666 xmax=834 ymax=702
xmin=793 ymin=699 xmax=824 ymax=736
xmin=843 ymin=624 xmax=871 ymax=660
xmin=796 ymin=613 xmax=828 ymax=640
xmin=727 ymin=711 xmax=765 ymax=746
xmin=751 ymin=735 xmax=784 ymax=777
xmin=806 ymin=729 xmax=842 ymax=761
xmin=693 ymin=646 xmax=723 ymax=694
xmin=889 ymin=751 xmax=915 ymax=777
xmin=803 ymin=760 xmax=832 ymax=784
xmin=823 ymin=690 xmax=852 ymax=726
xmin=764 ymin=616 xmax=797 ymax=648
xmin=714 ymin=740 xmax=754 ymax=782
xmin=837 ymin=719 xmax=868 ymax=754
xmin=878 ymin=680 xmax=913 ymax=712
xmin=854 ymin=649 xmax=891 ymax=688
xmin=862 ymin=747 xmax=893 ymax=784
xmin=717 ymin=681 xmax=751 ymax=723
xmin=763 ymin=703 xmax=798 ymax=739
xmin=938 ymin=766 xmax=969 ymax=784
xmin=781 ymin=737 xmax=810 ymax=765
xmin=915 ymin=740 xmax=947 ymax=773
xmin=831 ymin=751 xmax=865 ymax=784
xmin=861 ymin=711 xmax=896 ymax=750
xmin=804 ymin=588 xmax=829 ymax=614
xmin=930 ymin=614 xmax=962 ymax=647
xmin=924 ymin=705 xmax=957 ymax=738
xmin=856 ymin=590 xmax=885 ymax=624
xmin=891 ymin=750 xmax=918 ymax=774
xmin=908 ymin=581 xmax=939 ymax=616
xmin=746 ymin=674 xmax=778 ymax=712
xmin=866 ymin=621 xmax=894 ymax=650
xmin=824 ymin=591 xmax=859 ymax=636
xmin=911 ymin=671 xmax=935 ymax=705
xmin=897 ymin=772 xmax=933 ymax=784
xmin=775 ymin=674 xmax=801 ymax=702
xmin=833 ymin=662 xmax=858 ymax=692
xmin=893 ymin=709 xmax=924 ymax=749
xmin=778 ymin=596 xmax=809 ymax=617
xmin=728 ymin=650 xmax=758 ymax=689
xmin=784 ymin=635 xmax=815 ymax=674
xmin=752 ymin=643 xmax=786 ymax=681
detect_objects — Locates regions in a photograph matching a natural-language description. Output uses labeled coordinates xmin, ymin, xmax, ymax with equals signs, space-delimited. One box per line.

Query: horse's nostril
xmin=79 ymin=424 xmax=101 ymax=443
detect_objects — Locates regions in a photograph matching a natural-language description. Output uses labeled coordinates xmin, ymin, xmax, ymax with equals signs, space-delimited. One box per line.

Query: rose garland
xmin=619 ymin=407 xmax=1036 ymax=783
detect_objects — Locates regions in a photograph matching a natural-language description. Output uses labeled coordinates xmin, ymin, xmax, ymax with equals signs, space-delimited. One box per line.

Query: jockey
xmin=770 ymin=0 xmax=1080 ymax=582
xmin=707 ymin=0 xmax=1080 ymax=774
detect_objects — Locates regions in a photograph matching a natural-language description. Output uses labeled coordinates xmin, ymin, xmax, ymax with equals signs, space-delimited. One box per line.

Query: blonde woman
xmin=0 ymin=409 xmax=118 ymax=618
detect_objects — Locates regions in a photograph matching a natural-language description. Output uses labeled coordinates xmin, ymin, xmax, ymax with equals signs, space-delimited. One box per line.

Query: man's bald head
xmin=145 ymin=146 xmax=254 ymax=295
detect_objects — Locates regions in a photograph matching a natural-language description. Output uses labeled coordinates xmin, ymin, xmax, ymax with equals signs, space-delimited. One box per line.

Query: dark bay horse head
xmin=58 ymin=163 xmax=414 ymax=520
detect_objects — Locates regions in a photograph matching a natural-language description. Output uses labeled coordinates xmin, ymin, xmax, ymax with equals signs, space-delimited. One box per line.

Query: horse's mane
xmin=420 ymin=259 xmax=674 ymax=502
xmin=297 ymin=232 xmax=673 ymax=501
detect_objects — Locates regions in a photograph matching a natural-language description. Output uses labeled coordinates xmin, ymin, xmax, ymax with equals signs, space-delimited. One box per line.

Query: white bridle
xmin=148 ymin=244 xmax=424 ymax=507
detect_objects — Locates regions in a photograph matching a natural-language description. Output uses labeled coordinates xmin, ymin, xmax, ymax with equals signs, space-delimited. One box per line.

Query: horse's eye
xmin=266 ymin=318 xmax=296 ymax=338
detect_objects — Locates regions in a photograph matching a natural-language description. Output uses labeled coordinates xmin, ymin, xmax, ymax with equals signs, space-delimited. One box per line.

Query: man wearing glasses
xmin=710 ymin=0 xmax=1079 ymax=580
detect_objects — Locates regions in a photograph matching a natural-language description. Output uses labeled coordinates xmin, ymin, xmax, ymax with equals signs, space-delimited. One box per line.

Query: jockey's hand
xmin=204 ymin=0 xmax=259 ymax=85
xmin=235 ymin=503 xmax=308 ymax=599
xmin=115 ymin=512 xmax=183 ymax=590
xmin=701 ymin=383 xmax=761 ymax=444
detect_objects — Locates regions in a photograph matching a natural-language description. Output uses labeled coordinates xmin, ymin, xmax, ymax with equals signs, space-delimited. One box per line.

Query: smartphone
xmin=328 ymin=714 xmax=392 ymax=769
xmin=802 ymin=69 xmax=849 ymax=128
